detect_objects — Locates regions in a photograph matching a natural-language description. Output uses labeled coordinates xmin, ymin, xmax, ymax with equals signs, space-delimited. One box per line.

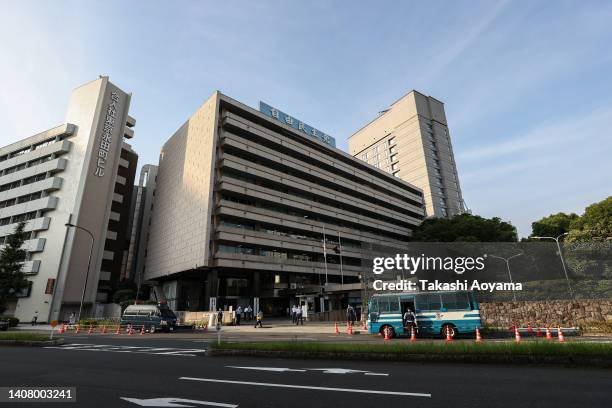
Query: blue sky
xmin=1 ymin=1 xmax=611 ymax=238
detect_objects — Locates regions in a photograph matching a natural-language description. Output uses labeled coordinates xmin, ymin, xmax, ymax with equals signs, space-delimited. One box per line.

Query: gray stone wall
xmin=480 ymin=299 xmax=612 ymax=328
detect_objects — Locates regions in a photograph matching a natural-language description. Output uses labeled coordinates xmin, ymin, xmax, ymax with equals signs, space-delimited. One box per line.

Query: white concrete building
xmin=0 ymin=77 xmax=137 ymax=322
xmin=349 ymin=91 xmax=466 ymax=218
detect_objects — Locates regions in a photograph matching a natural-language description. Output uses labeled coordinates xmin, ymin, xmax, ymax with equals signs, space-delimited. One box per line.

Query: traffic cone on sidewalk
xmin=557 ymin=326 xmax=565 ymax=343
xmin=383 ymin=327 xmax=391 ymax=341
xmin=536 ymin=324 xmax=542 ymax=337
xmin=527 ymin=322 xmax=533 ymax=334
xmin=101 ymin=325 xmax=107 ymax=334
xmin=128 ymin=324 xmax=134 ymax=336
xmin=475 ymin=328 xmax=482 ymax=343
xmin=545 ymin=326 xmax=552 ymax=340
xmin=87 ymin=324 xmax=93 ymax=335
xmin=334 ymin=322 xmax=340 ymax=335
xmin=362 ymin=321 xmax=368 ymax=331
xmin=347 ymin=323 xmax=354 ymax=336
xmin=514 ymin=327 xmax=521 ymax=343
xmin=75 ymin=324 xmax=80 ymax=334
xmin=410 ymin=326 xmax=416 ymax=342
xmin=445 ymin=327 xmax=453 ymax=342
xmin=140 ymin=325 xmax=145 ymax=336
xmin=59 ymin=324 xmax=65 ymax=334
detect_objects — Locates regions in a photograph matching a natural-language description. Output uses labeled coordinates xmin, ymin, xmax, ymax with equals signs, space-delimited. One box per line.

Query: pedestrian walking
xmin=246 ymin=305 xmax=253 ymax=321
xmin=31 ymin=311 xmax=39 ymax=326
xmin=68 ymin=312 xmax=76 ymax=327
xmin=291 ymin=305 xmax=297 ymax=324
xmin=235 ymin=306 xmax=242 ymax=325
xmin=403 ymin=307 xmax=417 ymax=332
xmin=216 ymin=309 xmax=223 ymax=330
xmin=254 ymin=310 xmax=263 ymax=328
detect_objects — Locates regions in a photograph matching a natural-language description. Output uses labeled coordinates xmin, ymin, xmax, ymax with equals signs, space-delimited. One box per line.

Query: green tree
xmin=529 ymin=212 xmax=578 ymax=239
xmin=567 ymin=196 xmax=612 ymax=243
xmin=411 ymin=214 xmax=518 ymax=242
xmin=0 ymin=222 xmax=29 ymax=314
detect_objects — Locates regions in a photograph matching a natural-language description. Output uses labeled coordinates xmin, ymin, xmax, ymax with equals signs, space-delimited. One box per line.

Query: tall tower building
xmin=348 ymin=90 xmax=465 ymax=218
xmin=0 ymin=77 xmax=137 ymax=322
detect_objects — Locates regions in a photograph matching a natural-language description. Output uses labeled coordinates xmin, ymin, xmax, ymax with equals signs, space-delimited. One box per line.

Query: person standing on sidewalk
xmin=346 ymin=305 xmax=356 ymax=327
xmin=295 ymin=304 xmax=303 ymax=325
xmin=235 ymin=305 xmax=242 ymax=325
xmin=31 ymin=311 xmax=39 ymax=326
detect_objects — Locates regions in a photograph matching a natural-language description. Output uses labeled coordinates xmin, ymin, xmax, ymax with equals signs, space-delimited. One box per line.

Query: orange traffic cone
xmin=115 ymin=324 xmax=121 ymax=335
xmin=75 ymin=324 xmax=80 ymax=334
xmin=545 ymin=326 xmax=552 ymax=340
xmin=527 ymin=322 xmax=533 ymax=334
xmin=536 ymin=324 xmax=542 ymax=337
xmin=59 ymin=324 xmax=65 ymax=334
xmin=140 ymin=325 xmax=145 ymax=336
xmin=475 ymin=327 xmax=482 ymax=343
xmin=128 ymin=324 xmax=134 ymax=336
xmin=557 ymin=326 xmax=565 ymax=343
xmin=347 ymin=324 xmax=354 ymax=336
xmin=334 ymin=322 xmax=340 ymax=335
xmin=410 ymin=326 xmax=416 ymax=342
xmin=101 ymin=325 xmax=107 ymax=334
xmin=362 ymin=321 xmax=368 ymax=331
xmin=514 ymin=327 xmax=521 ymax=343
xmin=445 ymin=327 xmax=453 ymax=342
xmin=87 ymin=324 xmax=93 ymax=335
xmin=383 ymin=327 xmax=391 ymax=341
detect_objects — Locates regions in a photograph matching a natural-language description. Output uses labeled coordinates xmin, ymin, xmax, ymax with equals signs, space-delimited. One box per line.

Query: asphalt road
xmin=1 ymin=338 xmax=611 ymax=408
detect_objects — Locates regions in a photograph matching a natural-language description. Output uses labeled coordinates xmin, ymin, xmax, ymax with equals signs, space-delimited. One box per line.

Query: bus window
xmin=440 ymin=292 xmax=470 ymax=311
xmin=378 ymin=297 xmax=391 ymax=313
xmin=416 ymin=293 xmax=442 ymax=311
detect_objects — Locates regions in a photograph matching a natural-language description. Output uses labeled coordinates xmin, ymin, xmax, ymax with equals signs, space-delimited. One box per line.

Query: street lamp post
xmin=65 ymin=223 xmax=95 ymax=321
xmin=532 ymin=233 xmax=573 ymax=298
xmin=489 ymin=253 xmax=522 ymax=302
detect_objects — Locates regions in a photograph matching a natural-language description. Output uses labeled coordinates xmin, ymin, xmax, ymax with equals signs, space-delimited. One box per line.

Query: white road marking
xmin=226 ymin=366 xmax=388 ymax=376
xmin=227 ymin=366 xmax=306 ymax=372
xmin=121 ymin=397 xmax=237 ymax=407
xmin=44 ymin=344 xmax=205 ymax=357
xmin=179 ymin=377 xmax=431 ymax=397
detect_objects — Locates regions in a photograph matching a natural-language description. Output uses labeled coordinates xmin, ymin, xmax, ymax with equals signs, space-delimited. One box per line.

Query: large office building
xmin=349 ymin=91 xmax=466 ymax=218
xmin=144 ymin=92 xmax=425 ymax=316
xmin=0 ymin=77 xmax=138 ymax=322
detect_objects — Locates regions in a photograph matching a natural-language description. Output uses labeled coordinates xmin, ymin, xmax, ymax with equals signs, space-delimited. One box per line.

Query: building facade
xmin=144 ymin=92 xmax=424 ymax=316
xmin=348 ymin=91 xmax=466 ymax=218
xmin=0 ymin=77 xmax=137 ymax=322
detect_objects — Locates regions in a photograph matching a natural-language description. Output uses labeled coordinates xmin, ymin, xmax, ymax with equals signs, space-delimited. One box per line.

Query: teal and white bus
xmin=367 ymin=291 xmax=481 ymax=339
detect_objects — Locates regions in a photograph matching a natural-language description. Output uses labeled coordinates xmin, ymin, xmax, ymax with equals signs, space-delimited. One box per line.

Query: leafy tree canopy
xmin=0 ymin=222 xmax=29 ymax=314
xmin=411 ymin=214 xmax=518 ymax=242
xmin=567 ymin=196 xmax=612 ymax=243
xmin=530 ymin=212 xmax=579 ymax=239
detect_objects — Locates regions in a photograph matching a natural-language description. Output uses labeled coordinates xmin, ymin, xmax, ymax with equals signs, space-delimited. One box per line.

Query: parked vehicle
xmin=120 ymin=303 xmax=177 ymax=333
xmin=367 ymin=291 xmax=482 ymax=339
xmin=0 ymin=318 xmax=9 ymax=331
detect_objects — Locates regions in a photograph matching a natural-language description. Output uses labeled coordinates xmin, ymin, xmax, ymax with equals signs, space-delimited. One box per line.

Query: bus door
xmin=399 ymin=296 xmax=415 ymax=328
xmin=415 ymin=293 xmax=442 ymax=334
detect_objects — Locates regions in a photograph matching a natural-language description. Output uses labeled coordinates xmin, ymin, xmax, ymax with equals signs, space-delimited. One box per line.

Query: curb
xmin=206 ymin=348 xmax=612 ymax=368
xmin=0 ymin=338 xmax=65 ymax=347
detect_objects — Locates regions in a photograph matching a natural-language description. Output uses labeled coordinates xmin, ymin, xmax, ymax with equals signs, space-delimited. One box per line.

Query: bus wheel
xmin=441 ymin=324 xmax=456 ymax=339
xmin=380 ymin=325 xmax=395 ymax=338
xmin=149 ymin=325 xmax=156 ymax=334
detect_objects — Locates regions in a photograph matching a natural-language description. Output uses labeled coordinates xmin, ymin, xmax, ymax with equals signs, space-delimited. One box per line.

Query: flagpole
xmin=338 ymin=231 xmax=344 ymax=285
xmin=322 ymin=224 xmax=328 ymax=285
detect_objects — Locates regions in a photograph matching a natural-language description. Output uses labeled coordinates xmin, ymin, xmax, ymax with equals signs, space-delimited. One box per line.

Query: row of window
xmin=0 ymin=154 xmax=53 ymax=178
xmin=0 ymin=192 xmax=43 ymax=209
xmin=0 ymin=136 xmax=58 ymax=163
xmin=0 ymin=210 xmax=38 ymax=228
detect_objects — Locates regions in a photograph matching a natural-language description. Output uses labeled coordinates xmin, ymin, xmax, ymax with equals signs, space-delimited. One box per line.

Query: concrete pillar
xmin=204 ymin=270 xmax=218 ymax=311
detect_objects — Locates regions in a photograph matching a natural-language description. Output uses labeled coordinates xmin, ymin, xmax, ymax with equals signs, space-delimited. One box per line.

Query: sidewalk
xmin=218 ymin=319 xmax=340 ymax=334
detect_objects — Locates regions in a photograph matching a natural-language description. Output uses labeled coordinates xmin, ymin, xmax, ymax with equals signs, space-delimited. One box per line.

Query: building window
xmin=390 ymin=154 xmax=398 ymax=162
xmin=391 ymin=163 xmax=399 ymax=171
xmin=441 ymin=208 xmax=447 ymax=217
xmin=388 ymin=137 xmax=395 ymax=145
xmin=389 ymin=146 xmax=397 ymax=154
xmin=392 ymin=171 xmax=400 ymax=177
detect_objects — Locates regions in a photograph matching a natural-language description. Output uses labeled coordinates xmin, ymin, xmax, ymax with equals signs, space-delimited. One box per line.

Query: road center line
xmin=179 ymin=377 xmax=431 ymax=398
